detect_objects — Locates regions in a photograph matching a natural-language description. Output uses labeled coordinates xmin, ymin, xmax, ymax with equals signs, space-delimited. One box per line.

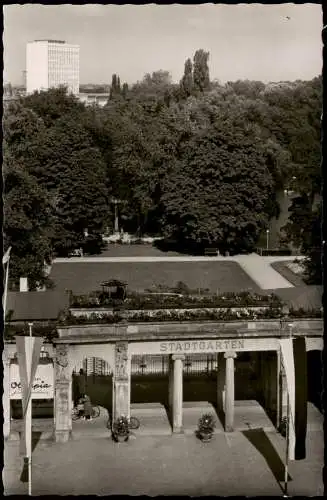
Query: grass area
xmin=50 ymin=261 xmax=261 ymax=295
xmin=270 ymin=261 xmax=306 ymax=287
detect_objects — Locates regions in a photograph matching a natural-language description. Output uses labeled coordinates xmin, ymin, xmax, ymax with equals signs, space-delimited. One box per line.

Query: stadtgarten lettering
xmin=159 ymin=339 xmax=244 ymax=353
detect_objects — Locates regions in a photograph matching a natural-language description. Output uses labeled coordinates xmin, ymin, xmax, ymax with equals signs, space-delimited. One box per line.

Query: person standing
xmin=83 ymin=394 xmax=92 ymax=420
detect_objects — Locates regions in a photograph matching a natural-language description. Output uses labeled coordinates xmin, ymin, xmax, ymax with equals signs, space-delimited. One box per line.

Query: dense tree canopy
xmin=3 ymin=49 xmax=322 ymax=287
xmin=3 ymin=151 xmax=53 ymax=289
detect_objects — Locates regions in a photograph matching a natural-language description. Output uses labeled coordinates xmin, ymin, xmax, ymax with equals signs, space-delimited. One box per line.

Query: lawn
xmin=49 ymin=261 xmax=261 ymax=295
xmin=100 ymin=244 xmax=183 ymax=257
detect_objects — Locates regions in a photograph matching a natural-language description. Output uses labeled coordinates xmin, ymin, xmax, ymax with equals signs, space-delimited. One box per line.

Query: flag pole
xmin=283 ymin=322 xmax=294 ymax=497
xmin=27 ymin=323 xmax=33 ymax=496
xmin=3 ymin=253 xmax=10 ymax=322
xmin=283 ymin=390 xmax=290 ymax=496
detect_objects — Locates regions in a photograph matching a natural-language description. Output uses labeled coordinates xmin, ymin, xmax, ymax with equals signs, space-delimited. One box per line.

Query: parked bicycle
xmin=72 ymin=404 xmax=101 ymax=420
xmin=107 ymin=415 xmax=140 ymax=430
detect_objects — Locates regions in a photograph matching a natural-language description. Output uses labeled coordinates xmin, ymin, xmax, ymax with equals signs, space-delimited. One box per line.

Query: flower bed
xmin=69 ymin=288 xmax=283 ymax=310
xmin=69 ymin=306 xmax=272 ymax=319
xmin=60 ymin=306 xmax=284 ymax=325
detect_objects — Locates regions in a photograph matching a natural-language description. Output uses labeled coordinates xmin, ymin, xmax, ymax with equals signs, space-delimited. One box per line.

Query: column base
xmin=172 ymin=426 xmax=184 ymax=434
xmin=54 ymin=430 xmax=72 ymax=443
xmin=3 ymin=425 xmax=10 ymax=441
xmin=225 ymin=425 xmax=234 ymax=433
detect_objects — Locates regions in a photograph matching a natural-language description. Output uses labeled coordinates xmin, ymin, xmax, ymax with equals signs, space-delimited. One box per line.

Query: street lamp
xmin=266 ymin=229 xmax=270 ymax=250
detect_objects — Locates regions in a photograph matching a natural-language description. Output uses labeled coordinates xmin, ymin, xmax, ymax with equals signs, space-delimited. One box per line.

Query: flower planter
xmin=112 ymin=416 xmax=130 ymax=443
xmin=197 ymin=413 xmax=216 ymax=442
xmin=199 ymin=431 xmax=213 ymax=442
xmin=113 ymin=433 xmax=129 ymax=443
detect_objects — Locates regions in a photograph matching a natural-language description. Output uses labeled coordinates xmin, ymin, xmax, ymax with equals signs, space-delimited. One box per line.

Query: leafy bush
xmin=112 ymin=416 xmax=130 ymax=437
xmin=288 ymin=307 xmax=322 ymax=318
xmin=256 ymin=248 xmax=292 ymax=256
xmin=198 ymin=413 xmax=216 ymax=434
xmin=4 ymin=321 xmax=58 ymax=341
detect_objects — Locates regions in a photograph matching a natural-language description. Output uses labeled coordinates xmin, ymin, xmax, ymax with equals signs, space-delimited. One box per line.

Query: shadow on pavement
xmin=212 ymin=401 xmax=225 ymax=429
xmin=19 ymin=432 xmax=42 ymax=483
xmin=242 ymin=428 xmax=291 ymax=493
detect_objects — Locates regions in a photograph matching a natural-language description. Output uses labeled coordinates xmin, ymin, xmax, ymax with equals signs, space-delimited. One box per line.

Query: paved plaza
xmin=4 ymin=402 xmax=323 ymax=496
xmin=4 ymin=428 xmax=323 ymax=496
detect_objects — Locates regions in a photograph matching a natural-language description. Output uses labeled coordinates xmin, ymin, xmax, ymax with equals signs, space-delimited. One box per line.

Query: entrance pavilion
xmin=37 ymin=318 xmax=323 ymax=442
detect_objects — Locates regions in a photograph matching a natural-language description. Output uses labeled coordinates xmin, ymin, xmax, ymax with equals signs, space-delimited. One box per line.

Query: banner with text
xmin=10 ymin=362 xmax=54 ymax=400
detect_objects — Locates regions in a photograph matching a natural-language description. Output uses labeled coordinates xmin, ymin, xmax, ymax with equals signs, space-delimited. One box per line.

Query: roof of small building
xmin=268 ymin=286 xmax=323 ymax=311
xmin=6 ymin=285 xmax=322 ymax=323
xmin=7 ymin=291 xmax=69 ymax=322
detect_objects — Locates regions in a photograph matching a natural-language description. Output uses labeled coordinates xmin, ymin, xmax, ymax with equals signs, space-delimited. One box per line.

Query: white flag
xmin=279 ymin=338 xmax=296 ymax=461
xmin=3 ymin=246 xmax=12 ymax=264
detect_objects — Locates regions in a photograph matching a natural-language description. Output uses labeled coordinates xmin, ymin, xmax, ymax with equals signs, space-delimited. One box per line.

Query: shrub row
xmin=4 ymin=321 xmax=58 ymax=341
xmin=60 ymin=307 xmax=284 ymax=325
xmin=256 ymin=248 xmax=292 ymax=256
xmin=69 ymin=289 xmax=283 ymax=310
xmin=5 ymin=307 xmax=321 ymax=338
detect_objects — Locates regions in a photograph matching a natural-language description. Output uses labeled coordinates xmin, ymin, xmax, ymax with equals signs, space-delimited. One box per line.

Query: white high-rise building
xmin=26 ymin=40 xmax=79 ymax=95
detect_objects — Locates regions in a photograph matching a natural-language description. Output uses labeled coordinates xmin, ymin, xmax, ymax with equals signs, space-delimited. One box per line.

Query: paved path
xmin=53 ymin=254 xmax=304 ymax=290
xmin=4 ymin=429 xmax=323 ymax=496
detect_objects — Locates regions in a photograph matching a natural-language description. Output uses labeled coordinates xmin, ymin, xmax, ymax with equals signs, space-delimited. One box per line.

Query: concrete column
xmin=276 ymin=349 xmax=281 ymax=427
xmin=172 ymin=354 xmax=184 ymax=433
xmin=3 ymin=355 xmax=11 ymax=439
xmin=217 ymin=352 xmax=226 ymax=416
xmin=280 ymin=359 xmax=288 ymax=420
xmin=168 ymin=356 xmax=174 ymax=417
xmin=268 ymin=352 xmax=278 ymax=425
xmin=224 ymin=351 xmax=237 ymax=432
xmin=113 ymin=341 xmax=130 ymax=421
xmin=54 ymin=344 xmax=72 ymax=443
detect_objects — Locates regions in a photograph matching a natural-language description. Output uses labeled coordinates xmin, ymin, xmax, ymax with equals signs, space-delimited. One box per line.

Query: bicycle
xmin=107 ymin=415 xmax=140 ymax=430
xmin=72 ymin=404 xmax=101 ymax=421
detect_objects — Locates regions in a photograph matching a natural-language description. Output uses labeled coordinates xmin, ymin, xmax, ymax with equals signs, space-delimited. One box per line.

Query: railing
xmin=131 ymin=354 xmax=219 ymax=376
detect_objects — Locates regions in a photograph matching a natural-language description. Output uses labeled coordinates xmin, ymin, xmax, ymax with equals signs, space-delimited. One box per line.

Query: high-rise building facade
xmin=26 ymin=40 xmax=79 ymax=95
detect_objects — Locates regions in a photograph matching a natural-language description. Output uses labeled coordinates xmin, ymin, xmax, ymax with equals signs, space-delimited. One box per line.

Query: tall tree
xmin=179 ymin=58 xmax=193 ymax=98
xmin=109 ymin=73 xmax=122 ymax=100
xmin=193 ymin=49 xmax=210 ymax=92
xmin=3 ymin=152 xmax=53 ymax=290
xmin=122 ymin=82 xmax=129 ymax=99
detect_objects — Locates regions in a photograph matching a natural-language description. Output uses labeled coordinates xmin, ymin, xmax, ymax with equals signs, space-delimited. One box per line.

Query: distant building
xmin=78 ymin=92 xmax=109 ymax=107
xmin=26 ymin=40 xmax=79 ymax=95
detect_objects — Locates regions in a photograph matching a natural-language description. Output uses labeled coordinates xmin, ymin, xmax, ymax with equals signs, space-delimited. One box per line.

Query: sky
xmin=3 ymin=3 xmax=322 ymax=86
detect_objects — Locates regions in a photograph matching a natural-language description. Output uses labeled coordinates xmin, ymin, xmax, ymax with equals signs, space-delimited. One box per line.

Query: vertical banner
xmin=279 ymin=338 xmax=296 ymax=461
xmin=15 ymin=336 xmax=43 ymax=457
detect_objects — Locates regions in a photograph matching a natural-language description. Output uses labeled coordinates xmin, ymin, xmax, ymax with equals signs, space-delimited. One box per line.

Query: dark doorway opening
xmin=307 ymin=350 xmax=323 ymax=412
